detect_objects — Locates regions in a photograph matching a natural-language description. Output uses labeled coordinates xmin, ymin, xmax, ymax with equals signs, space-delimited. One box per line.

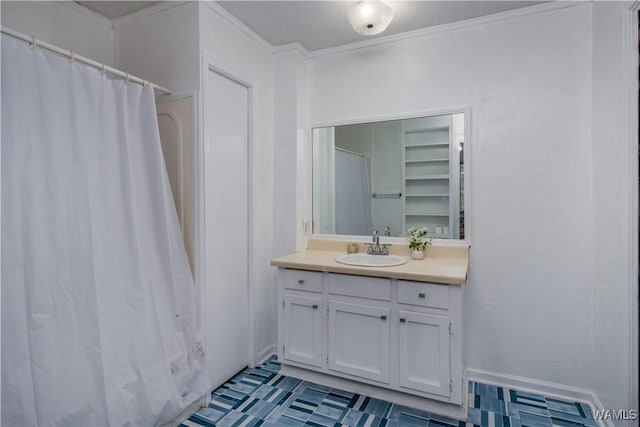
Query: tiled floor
xmin=181 ymin=358 xmax=597 ymax=427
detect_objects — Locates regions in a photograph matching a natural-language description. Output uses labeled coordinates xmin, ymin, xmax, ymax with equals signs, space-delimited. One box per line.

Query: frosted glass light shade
xmin=348 ymin=1 xmax=394 ymax=36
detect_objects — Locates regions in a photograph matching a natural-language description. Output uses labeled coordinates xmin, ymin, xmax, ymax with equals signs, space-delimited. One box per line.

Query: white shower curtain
xmin=334 ymin=149 xmax=373 ymax=235
xmin=1 ymin=34 xmax=208 ymax=426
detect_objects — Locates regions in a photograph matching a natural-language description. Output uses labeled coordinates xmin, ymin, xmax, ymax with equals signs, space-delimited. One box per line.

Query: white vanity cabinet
xmin=277 ymin=268 xmax=465 ymax=414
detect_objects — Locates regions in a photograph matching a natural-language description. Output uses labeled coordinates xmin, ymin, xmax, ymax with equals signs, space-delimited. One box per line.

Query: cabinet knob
xmin=380 ymin=315 xmax=387 ymax=320
xmin=312 ymin=304 xmax=318 ymax=309
xmin=399 ymin=318 xmax=406 ymax=323
xmin=298 ymin=279 xmax=304 ymax=285
xmin=418 ymin=292 xmax=426 ymax=299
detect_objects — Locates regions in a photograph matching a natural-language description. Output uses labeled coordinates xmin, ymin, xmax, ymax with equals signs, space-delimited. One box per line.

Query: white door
xmin=328 ymin=301 xmax=390 ymax=384
xmin=205 ymin=69 xmax=249 ymax=390
xmin=398 ymin=310 xmax=450 ymax=397
xmin=283 ymin=294 xmax=323 ymax=367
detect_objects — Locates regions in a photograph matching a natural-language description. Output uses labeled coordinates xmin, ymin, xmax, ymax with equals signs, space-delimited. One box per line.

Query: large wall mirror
xmin=312 ymin=112 xmax=466 ymax=239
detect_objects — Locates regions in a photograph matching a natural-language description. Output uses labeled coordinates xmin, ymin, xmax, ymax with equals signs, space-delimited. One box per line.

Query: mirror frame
xmin=307 ymin=106 xmax=471 ymax=245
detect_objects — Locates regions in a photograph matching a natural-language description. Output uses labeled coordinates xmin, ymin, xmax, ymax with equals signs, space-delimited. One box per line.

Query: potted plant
xmin=407 ymin=227 xmax=432 ymax=260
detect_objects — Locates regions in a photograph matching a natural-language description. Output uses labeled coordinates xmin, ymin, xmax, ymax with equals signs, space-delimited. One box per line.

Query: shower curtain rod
xmin=1 ymin=27 xmax=172 ymax=96
xmin=335 ymin=146 xmax=367 ymax=158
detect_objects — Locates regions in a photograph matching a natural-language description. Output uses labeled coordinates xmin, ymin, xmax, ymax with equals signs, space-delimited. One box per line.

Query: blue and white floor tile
xmin=181 ymin=358 xmax=597 ymax=427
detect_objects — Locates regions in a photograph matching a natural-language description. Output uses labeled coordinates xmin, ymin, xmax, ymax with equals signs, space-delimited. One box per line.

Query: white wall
xmin=274 ymin=51 xmax=301 ymax=256
xmin=306 ymin=3 xmax=632 ymax=411
xmin=591 ymin=2 xmax=637 ymax=417
xmin=1 ymin=1 xmax=114 ymax=66
xmin=198 ymin=2 xmax=276 ymax=363
xmin=273 ymin=49 xmax=309 ymax=253
xmin=114 ymin=3 xmax=199 ymax=95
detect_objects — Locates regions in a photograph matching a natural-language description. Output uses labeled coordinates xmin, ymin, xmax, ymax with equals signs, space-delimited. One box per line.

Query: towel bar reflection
xmin=372 ymin=192 xmax=402 ymax=198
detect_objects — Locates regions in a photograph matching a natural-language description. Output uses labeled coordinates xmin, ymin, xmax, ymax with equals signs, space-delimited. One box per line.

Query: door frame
xmin=196 ymin=52 xmax=256 ymax=390
xmin=625 ymin=2 xmax=640 ymax=415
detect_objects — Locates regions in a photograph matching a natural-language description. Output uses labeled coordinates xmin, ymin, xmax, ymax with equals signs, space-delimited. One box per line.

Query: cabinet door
xmin=398 ymin=310 xmax=450 ymax=397
xmin=328 ymin=301 xmax=390 ymax=384
xmin=283 ymin=294 xmax=323 ymax=367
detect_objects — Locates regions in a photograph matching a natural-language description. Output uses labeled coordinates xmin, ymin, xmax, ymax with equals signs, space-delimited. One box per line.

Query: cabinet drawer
xmin=329 ymin=274 xmax=391 ymax=301
xmin=398 ymin=281 xmax=449 ymax=309
xmin=284 ymin=269 xmax=322 ymax=293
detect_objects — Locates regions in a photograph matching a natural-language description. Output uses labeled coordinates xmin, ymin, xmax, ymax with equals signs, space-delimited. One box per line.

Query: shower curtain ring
xmin=142 ymin=80 xmax=149 ymax=89
xmin=123 ymin=73 xmax=129 ymax=84
xmin=29 ymin=36 xmax=37 ymax=50
xmin=100 ymin=64 xmax=106 ymax=76
xmin=68 ymin=51 xmax=75 ymax=63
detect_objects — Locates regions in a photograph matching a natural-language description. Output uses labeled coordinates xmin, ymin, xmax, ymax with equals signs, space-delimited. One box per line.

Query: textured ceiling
xmin=217 ymin=1 xmax=545 ymax=51
xmin=75 ymin=1 xmax=159 ymax=19
xmin=74 ymin=1 xmax=545 ymax=51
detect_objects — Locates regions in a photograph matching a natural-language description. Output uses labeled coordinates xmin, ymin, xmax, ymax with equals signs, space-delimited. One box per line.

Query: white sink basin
xmin=335 ymin=253 xmax=407 ymax=267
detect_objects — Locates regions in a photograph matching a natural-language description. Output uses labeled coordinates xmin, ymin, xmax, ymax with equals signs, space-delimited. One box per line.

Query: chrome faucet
xmin=384 ymin=226 xmax=391 ymax=237
xmin=367 ymin=229 xmax=390 ymax=255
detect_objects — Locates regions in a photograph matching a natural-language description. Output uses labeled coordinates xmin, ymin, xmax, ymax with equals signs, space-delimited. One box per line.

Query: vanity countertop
xmin=271 ymin=238 xmax=469 ymax=285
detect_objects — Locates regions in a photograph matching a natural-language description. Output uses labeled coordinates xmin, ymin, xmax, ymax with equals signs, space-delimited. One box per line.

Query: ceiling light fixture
xmin=347 ymin=1 xmax=394 ymax=36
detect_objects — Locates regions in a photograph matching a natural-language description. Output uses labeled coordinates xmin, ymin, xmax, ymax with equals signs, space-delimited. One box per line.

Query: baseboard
xmin=282 ymin=365 xmax=468 ymax=421
xmin=256 ymin=344 xmax=276 ymax=366
xmin=466 ymin=368 xmax=613 ymax=427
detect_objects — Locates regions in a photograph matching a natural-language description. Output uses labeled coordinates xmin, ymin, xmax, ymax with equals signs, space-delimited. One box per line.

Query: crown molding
xmin=272 ymin=42 xmax=309 ymax=58
xmin=111 ymin=1 xmax=191 ymax=28
xmin=58 ymin=1 xmax=113 ymax=28
xmin=110 ymin=1 xmax=274 ymax=52
xmin=77 ymin=0 xmax=590 ymax=61
xmin=306 ymin=1 xmax=587 ymax=58
xmin=197 ymin=1 xmax=587 ymax=59
xmin=200 ymin=1 xmax=274 ymax=53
